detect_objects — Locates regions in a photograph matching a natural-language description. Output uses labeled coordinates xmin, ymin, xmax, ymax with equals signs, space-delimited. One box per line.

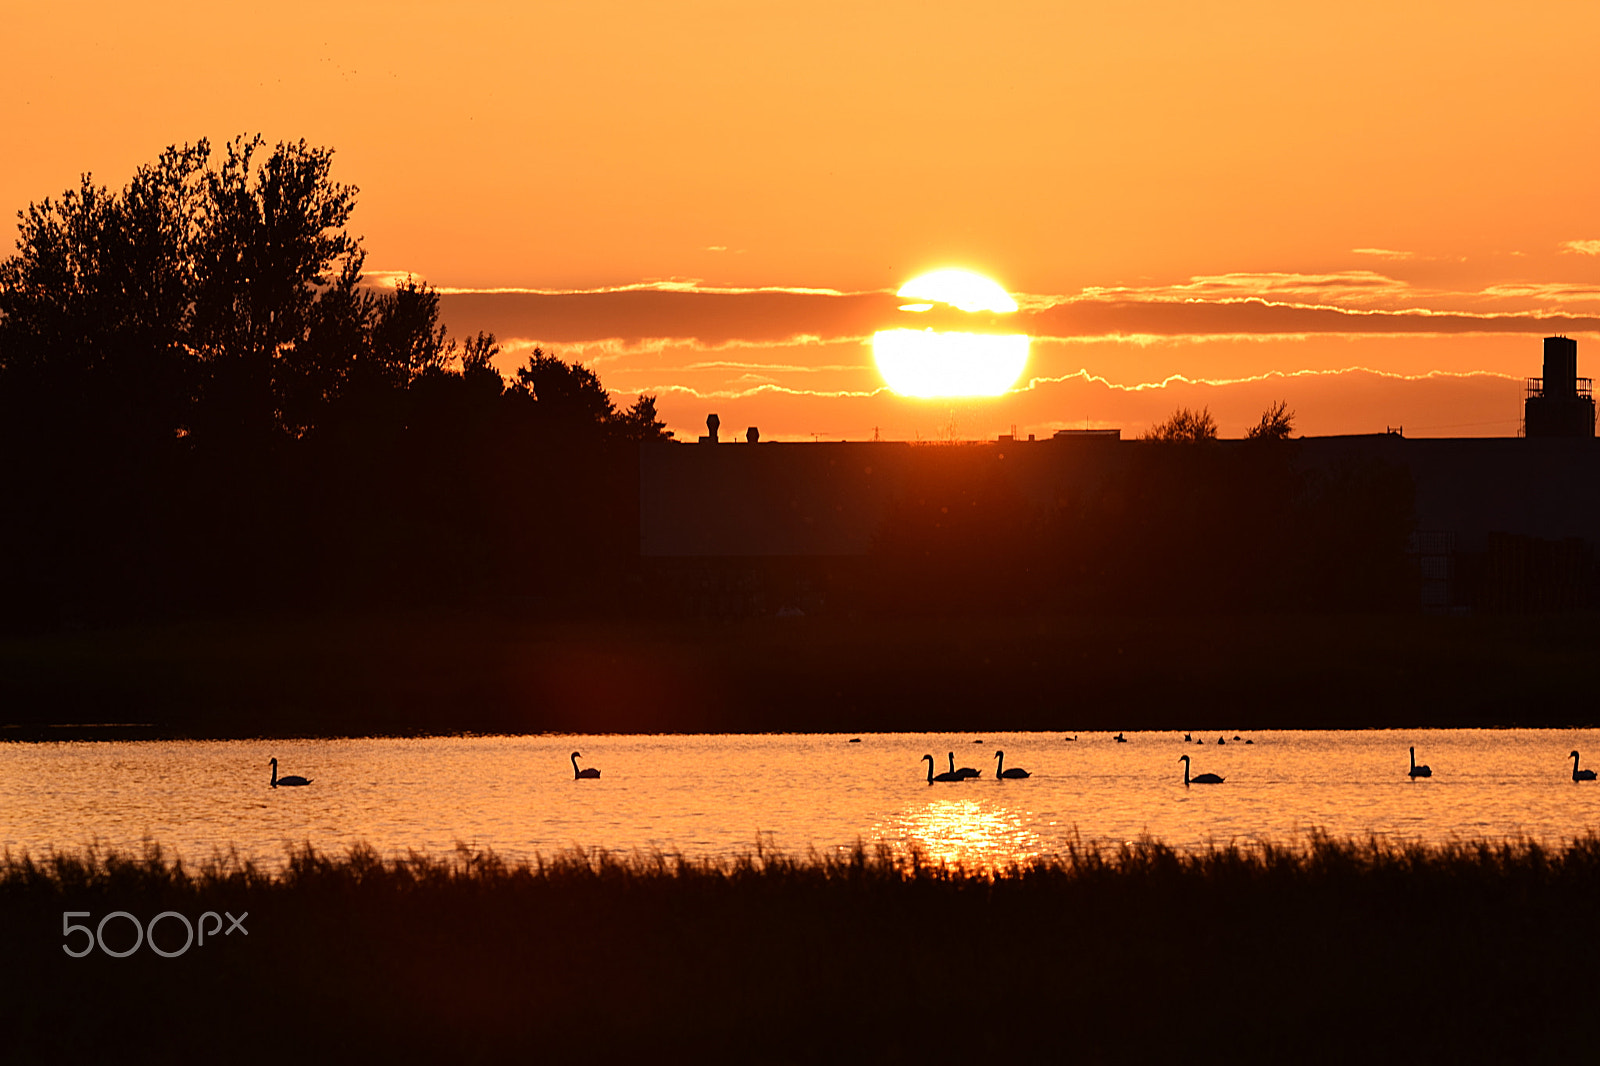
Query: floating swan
xmin=269 ymin=758 xmax=311 ymax=788
xmin=948 ymin=752 xmax=980 ymax=779
xmin=571 ymin=751 xmax=601 ymax=779
xmin=1179 ymin=754 xmax=1223 ymax=785
xmin=1113 ymin=733 xmax=1127 ymax=743
xmin=994 ymin=750 xmax=1031 ymax=779
xmin=924 ymin=754 xmax=964 ymax=783
xmin=1408 ymin=747 xmax=1432 ymax=778
xmin=1572 ymin=751 xmax=1597 ymax=782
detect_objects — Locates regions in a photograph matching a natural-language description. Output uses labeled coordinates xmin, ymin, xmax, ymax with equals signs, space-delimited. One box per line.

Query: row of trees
xmin=1139 ymin=402 xmax=1295 ymax=443
xmin=0 ymin=137 xmax=670 ymax=629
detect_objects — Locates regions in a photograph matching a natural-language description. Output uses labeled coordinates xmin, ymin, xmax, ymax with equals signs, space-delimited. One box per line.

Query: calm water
xmin=4 ymin=730 xmax=1599 ymax=870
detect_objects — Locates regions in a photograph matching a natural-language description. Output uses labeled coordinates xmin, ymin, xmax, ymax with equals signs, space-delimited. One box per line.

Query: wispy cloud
xmin=1351 ymin=247 xmax=1416 ymax=260
xmin=1077 ymin=271 xmax=1413 ymax=307
xmin=1560 ymin=239 xmax=1600 ymax=256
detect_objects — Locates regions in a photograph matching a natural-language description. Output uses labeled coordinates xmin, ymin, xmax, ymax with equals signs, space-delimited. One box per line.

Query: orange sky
xmin=6 ymin=1 xmax=1600 ymax=440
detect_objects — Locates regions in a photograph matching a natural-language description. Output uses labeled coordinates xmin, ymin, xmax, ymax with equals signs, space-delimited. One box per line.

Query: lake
xmin=4 ymin=729 xmax=1599 ymax=870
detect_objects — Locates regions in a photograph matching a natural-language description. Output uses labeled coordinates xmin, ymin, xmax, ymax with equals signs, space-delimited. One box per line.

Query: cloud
xmin=639 ymin=366 xmax=1526 ymax=443
xmin=1560 ymin=239 xmax=1600 ymax=256
xmin=1077 ymin=271 xmax=1414 ymax=306
xmin=436 ymin=276 xmax=1600 ymax=357
xmin=1351 ymin=247 xmax=1416 ymax=260
xmin=1476 ymin=281 xmax=1600 ymax=304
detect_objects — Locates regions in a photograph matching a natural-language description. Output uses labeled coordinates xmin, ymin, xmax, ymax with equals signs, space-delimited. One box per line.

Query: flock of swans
xmin=906 ymin=740 xmax=1600 ymax=788
xmin=263 ymin=742 xmax=1600 ymax=789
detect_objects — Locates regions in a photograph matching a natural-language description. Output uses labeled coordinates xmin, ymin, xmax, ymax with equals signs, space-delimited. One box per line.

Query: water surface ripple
xmin=4 ymin=730 xmax=1599 ymax=870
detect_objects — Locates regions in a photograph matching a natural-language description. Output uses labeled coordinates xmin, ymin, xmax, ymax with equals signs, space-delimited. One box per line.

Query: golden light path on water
xmin=876 ymin=798 xmax=1051 ymax=870
xmin=3 ymin=731 xmax=1600 ymax=872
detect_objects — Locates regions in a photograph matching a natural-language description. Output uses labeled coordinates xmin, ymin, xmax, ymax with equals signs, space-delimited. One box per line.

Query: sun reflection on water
xmin=874 ymin=798 xmax=1050 ymax=871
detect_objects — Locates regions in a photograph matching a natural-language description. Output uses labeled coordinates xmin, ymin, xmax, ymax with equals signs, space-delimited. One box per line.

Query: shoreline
xmin=4 ymin=609 xmax=1597 ymax=738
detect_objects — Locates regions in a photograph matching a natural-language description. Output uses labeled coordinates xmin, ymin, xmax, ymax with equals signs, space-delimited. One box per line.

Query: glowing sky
xmin=6 ymin=1 xmax=1599 ymax=439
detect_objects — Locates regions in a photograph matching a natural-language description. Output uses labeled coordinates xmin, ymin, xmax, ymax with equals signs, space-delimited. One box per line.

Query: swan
xmin=268 ymin=758 xmax=311 ymax=788
xmin=1572 ymin=751 xmax=1597 ymax=782
xmin=948 ymin=752 xmax=981 ymax=779
xmin=1408 ymin=747 xmax=1432 ymax=778
xmin=1179 ymin=754 xmax=1223 ymax=785
xmin=571 ymin=751 xmax=601 ymax=779
xmin=994 ymin=750 xmax=1031 ymax=779
xmin=924 ymin=754 xmax=964 ymax=783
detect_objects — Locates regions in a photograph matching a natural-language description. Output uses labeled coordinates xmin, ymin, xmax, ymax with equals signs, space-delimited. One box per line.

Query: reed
xmin=3 ymin=832 xmax=1598 ymax=1061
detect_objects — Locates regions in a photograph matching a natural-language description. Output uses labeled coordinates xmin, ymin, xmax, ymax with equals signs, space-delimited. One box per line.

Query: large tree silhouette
xmin=0 ymin=137 xmax=669 ymax=628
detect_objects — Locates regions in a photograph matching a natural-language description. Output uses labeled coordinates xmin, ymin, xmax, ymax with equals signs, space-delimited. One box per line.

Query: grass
xmin=4 ymin=833 xmax=1599 ymax=1062
xmin=2 ymin=608 xmax=1598 ymax=736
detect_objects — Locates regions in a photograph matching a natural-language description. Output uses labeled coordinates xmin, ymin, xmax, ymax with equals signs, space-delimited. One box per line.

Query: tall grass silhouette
xmin=4 ymin=833 xmax=1599 ymax=1061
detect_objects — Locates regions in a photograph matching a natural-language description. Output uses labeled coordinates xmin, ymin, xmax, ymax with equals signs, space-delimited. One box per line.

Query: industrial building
xmin=641 ymin=339 xmax=1598 ymax=615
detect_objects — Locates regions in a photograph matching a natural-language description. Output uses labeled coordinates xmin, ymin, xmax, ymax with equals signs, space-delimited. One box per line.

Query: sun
xmin=872 ymin=269 xmax=1030 ymax=398
xmin=895 ymin=268 xmax=1019 ymax=313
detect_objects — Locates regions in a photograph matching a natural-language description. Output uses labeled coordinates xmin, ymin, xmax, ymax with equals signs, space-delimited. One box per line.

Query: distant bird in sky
xmin=1571 ymin=751 xmax=1597 ymax=782
xmin=1408 ymin=747 xmax=1432 ymax=779
xmin=1180 ymin=754 xmax=1223 ymax=785
xmin=924 ymin=754 xmax=964 ymax=783
xmin=571 ymin=751 xmax=601 ymax=779
xmin=948 ymin=752 xmax=980 ymax=778
xmin=269 ymin=757 xmax=311 ymax=788
xmin=994 ymin=750 xmax=1031 ymax=779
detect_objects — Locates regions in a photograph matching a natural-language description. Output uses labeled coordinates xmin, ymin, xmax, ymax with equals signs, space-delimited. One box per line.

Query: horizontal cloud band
xmin=439 ymin=290 xmax=1600 ymax=348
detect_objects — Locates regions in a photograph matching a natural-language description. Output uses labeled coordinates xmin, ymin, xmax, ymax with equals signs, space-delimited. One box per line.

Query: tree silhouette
xmin=1140 ymin=406 xmax=1218 ymax=443
xmin=1246 ymin=400 xmax=1295 ymax=441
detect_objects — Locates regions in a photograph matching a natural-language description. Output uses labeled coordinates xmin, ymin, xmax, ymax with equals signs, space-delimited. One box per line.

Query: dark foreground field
xmin=3 ymin=835 xmax=1598 ymax=1063
xmin=2 ymin=610 xmax=1598 ymax=737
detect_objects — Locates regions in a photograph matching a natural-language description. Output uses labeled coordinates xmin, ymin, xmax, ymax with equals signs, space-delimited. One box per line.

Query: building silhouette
xmin=641 ymin=337 xmax=1598 ymax=616
xmin=1524 ymin=336 xmax=1595 ymax=437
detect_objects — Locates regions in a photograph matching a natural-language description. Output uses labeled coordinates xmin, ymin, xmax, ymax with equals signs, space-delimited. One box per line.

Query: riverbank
xmin=2 ymin=610 xmax=1596 ymax=738
xmin=4 ymin=835 xmax=1597 ymax=1062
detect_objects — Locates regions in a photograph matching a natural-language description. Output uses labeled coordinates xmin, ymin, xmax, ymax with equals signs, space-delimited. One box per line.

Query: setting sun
xmin=873 ymin=269 xmax=1031 ymax=398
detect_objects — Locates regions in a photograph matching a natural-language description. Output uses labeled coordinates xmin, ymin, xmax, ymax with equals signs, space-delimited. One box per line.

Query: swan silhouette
xmin=924 ymin=754 xmax=963 ymax=783
xmin=1572 ymin=751 xmax=1597 ymax=782
xmin=571 ymin=751 xmax=601 ymax=779
xmin=948 ymin=752 xmax=980 ymax=779
xmin=1179 ymin=754 xmax=1223 ymax=785
xmin=994 ymin=750 xmax=1030 ymax=779
xmin=269 ymin=758 xmax=311 ymax=788
xmin=1113 ymin=733 xmax=1127 ymax=743
xmin=1408 ymin=747 xmax=1432 ymax=778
